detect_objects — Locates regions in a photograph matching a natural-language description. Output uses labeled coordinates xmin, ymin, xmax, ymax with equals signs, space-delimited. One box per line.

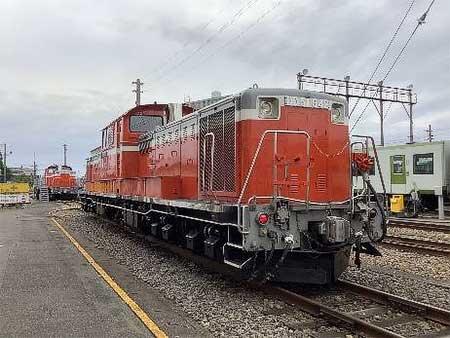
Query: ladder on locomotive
xmin=39 ymin=185 xmax=49 ymax=203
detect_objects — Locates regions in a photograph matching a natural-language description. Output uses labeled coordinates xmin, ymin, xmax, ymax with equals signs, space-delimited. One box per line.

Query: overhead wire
xmin=380 ymin=0 xmax=436 ymax=83
xmin=349 ymin=0 xmax=416 ymax=118
xmin=146 ymin=0 xmax=236 ymax=79
xmin=150 ymin=0 xmax=261 ymax=84
xmin=158 ymin=0 xmax=283 ymax=87
xmin=350 ymin=0 xmax=437 ymax=133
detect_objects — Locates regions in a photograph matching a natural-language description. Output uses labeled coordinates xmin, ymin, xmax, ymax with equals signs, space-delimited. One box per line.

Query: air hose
xmin=364 ymin=177 xmax=387 ymax=241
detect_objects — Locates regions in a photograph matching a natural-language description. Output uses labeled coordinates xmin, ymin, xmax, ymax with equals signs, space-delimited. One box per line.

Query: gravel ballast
xmin=53 ymin=207 xmax=450 ymax=336
xmin=341 ymin=247 xmax=450 ymax=310
xmin=388 ymin=226 xmax=450 ymax=244
xmin=54 ymin=209 xmax=341 ymax=337
xmin=353 ymin=243 xmax=450 ymax=282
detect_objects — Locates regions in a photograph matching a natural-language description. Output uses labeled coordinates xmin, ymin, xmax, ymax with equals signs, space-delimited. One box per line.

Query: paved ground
xmin=0 ymin=202 xmax=205 ymax=337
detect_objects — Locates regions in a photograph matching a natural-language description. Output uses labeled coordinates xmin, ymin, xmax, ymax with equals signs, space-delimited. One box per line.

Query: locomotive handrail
xmin=351 ymin=135 xmax=387 ymax=197
xmin=247 ymin=195 xmax=350 ymax=206
xmin=351 ymin=135 xmax=388 ymax=241
xmin=237 ymin=130 xmax=311 ymax=227
xmin=201 ymin=132 xmax=215 ymax=194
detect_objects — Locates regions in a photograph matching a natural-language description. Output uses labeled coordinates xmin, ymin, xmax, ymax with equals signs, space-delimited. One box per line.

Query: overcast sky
xmin=1 ymin=0 xmax=448 ymax=174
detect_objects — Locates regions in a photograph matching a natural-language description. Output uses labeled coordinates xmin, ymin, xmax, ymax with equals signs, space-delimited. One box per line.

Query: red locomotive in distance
xmin=44 ymin=164 xmax=78 ymax=200
xmin=81 ymin=87 xmax=386 ymax=284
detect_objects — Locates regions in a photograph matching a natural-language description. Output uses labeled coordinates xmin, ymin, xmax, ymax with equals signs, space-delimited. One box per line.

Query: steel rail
xmin=389 ymin=219 xmax=450 ymax=234
xmin=337 ymin=280 xmax=450 ymax=326
xmin=266 ymin=286 xmax=404 ymax=338
xmin=267 ymin=281 xmax=450 ymax=338
xmin=383 ymin=235 xmax=450 ymax=255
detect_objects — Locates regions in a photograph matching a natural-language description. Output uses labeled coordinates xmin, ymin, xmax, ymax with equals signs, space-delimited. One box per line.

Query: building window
xmin=392 ymin=155 xmax=404 ymax=174
xmin=413 ymin=153 xmax=433 ymax=174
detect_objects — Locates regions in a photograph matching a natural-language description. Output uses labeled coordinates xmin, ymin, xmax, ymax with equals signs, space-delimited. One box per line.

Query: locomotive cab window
xmin=129 ymin=115 xmax=163 ymax=133
xmin=413 ymin=153 xmax=433 ymax=174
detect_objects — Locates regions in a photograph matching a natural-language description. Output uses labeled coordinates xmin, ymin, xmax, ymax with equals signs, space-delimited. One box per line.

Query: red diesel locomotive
xmin=81 ymin=87 xmax=385 ymax=284
xmin=44 ymin=164 xmax=78 ymax=200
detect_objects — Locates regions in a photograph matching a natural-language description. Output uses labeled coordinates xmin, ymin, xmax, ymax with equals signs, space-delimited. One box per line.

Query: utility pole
xmin=426 ymin=124 xmax=434 ymax=142
xmin=3 ymin=144 xmax=6 ymax=183
xmin=344 ymin=75 xmax=350 ymax=103
xmin=408 ymin=85 xmax=414 ymax=143
xmin=63 ymin=144 xmax=68 ymax=166
xmin=33 ymin=152 xmax=37 ymax=185
xmin=132 ymin=78 xmax=144 ymax=106
xmin=378 ymin=81 xmax=384 ymax=146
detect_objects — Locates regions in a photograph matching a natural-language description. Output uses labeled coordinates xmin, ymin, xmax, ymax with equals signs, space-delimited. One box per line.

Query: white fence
xmin=0 ymin=193 xmax=31 ymax=206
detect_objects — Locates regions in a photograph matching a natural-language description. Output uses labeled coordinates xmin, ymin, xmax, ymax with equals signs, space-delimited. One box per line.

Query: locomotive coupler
xmin=265 ymin=239 xmax=293 ymax=283
xmin=354 ymin=231 xmax=363 ymax=269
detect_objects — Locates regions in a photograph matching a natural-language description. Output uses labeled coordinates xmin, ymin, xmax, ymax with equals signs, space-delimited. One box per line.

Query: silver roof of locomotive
xmin=139 ymin=88 xmax=348 ymax=143
xmin=239 ymin=87 xmax=348 ymax=109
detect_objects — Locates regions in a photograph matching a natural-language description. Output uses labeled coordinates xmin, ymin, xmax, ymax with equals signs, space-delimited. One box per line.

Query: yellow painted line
xmin=50 ymin=217 xmax=168 ymax=338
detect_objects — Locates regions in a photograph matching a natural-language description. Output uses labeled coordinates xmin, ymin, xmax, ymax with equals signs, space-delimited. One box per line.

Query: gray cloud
xmin=0 ymin=0 xmax=449 ymax=174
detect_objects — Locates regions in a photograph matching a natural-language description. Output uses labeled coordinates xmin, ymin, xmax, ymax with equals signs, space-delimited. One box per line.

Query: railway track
xmin=389 ymin=218 xmax=450 ymax=234
xmin=270 ymin=281 xmax=450 ymax=338
xmin=118 ymin=218 xmax=450 ymax=336
xmin=383 ymin=235 xmax=450 ymax=255
xmin=54 ymin=209 xmax=450 ymax=338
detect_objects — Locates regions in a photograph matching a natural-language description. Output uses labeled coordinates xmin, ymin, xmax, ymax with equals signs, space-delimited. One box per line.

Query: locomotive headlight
xmin=258 ymin=97 xmax=279 ymax=119
xmin=260 ymin=101 xmax=273 ymax=115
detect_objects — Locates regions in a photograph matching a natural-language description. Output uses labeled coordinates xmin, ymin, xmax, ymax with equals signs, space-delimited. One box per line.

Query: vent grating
xmin=316 ymin=174 xmax=327 ymax=193
xmin=199 ymin=106 xmax=236 ymax=193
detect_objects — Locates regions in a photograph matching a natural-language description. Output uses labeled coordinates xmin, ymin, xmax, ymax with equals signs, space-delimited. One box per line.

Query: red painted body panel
xmin=46 ymin=173 xmax=77 ymax=188
xmin=86 ymin=97 xmax=350 ymax=205
xmin=236 ymin=107 xmax=350 ymax=204
xmin=45 ymin=168 xmax=77 ymax=189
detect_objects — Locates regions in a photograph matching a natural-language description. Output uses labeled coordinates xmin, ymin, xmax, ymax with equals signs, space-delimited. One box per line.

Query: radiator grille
xmin=199 ymin=106 xmax=236 ymax=193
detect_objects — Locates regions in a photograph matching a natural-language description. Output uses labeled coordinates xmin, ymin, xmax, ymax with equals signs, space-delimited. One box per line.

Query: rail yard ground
xmin=0 ymin=202 xmax=206 ymax=338
xmin=1 ymin=201 xmax=450 ymax=337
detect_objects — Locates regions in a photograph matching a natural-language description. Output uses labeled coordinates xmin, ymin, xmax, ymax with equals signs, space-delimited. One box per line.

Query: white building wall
xmin=355 ymin=141 xmax=449 ymax=196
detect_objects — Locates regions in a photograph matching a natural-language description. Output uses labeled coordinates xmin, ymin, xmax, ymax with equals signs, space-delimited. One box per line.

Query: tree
xmin=0 ymin=158 xmax=4 ymax=183
xmin=0 ymin=158 xmax=12 ymax=183
xmin=10 ymin=173 xmax=32 ymax=184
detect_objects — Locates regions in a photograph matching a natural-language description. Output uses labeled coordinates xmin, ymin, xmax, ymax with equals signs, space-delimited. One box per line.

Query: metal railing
xmin=200 ymin=132 xmax=215 ymax=192
xmin=237 ymin=130 xmax=311 ymax=227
